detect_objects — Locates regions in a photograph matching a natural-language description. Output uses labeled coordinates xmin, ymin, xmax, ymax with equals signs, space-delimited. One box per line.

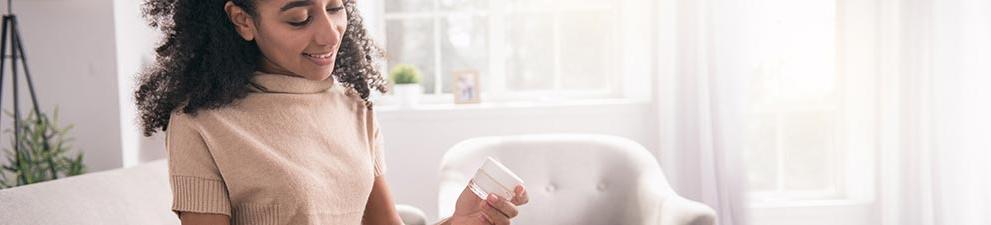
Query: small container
xmin=467 ymin=157 xmax=525 ymax=200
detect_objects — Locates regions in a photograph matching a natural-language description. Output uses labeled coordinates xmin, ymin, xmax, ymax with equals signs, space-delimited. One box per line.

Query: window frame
xmin=743 ymin=0 xmax=881 ymax=224
xmin=369 ymin=0 xmax=651 ymax=105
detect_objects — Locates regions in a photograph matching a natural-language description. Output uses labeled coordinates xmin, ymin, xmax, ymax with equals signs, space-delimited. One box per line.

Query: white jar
xmin=468 ymin=157 xmax=525 ymax=200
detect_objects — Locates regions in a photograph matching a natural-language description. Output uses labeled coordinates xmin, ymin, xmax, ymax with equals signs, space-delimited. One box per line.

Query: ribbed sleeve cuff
xmin=170 ymin=175 xmax=232 ymax=217
xmin=232 ymin=204 xmax=281 ymax=225
xmin=374 ymin=162 xmax=387 ymax=177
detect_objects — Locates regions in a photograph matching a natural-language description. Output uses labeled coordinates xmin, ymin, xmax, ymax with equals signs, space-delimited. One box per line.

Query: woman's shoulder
xmin=167 ymin=107 xmax=201 ymax=133
xmin=167 ymin=105 xmax=229 ymax=133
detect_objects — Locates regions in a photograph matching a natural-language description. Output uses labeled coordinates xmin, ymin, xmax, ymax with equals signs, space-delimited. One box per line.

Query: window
xmin=740 ymin=0 xmax=883 ymax=223
xmin=382 ymin=0 xmax=625 ymax=101
xmin=743 ymin=0 xmax=849 ymax=202
xmin=743 ymin=4 xmax=880 ymax=225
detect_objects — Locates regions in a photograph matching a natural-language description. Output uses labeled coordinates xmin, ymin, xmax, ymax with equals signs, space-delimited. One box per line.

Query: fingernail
xmin=487 ymin=194 xmax=498 ymax=202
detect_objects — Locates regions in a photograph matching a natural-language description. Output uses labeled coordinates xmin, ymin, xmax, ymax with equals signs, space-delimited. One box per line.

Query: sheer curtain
xmin=879 ymin=0 xmax=991 ymax=224
xmin=655 ymin=0 xmax=752 ymax=224
xmin=658 ymin=0 xmax=991 ymax=224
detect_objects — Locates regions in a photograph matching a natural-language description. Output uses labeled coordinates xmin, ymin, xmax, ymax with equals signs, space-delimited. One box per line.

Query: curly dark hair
xmin=135 ymin=0 xmax=389 ymax=136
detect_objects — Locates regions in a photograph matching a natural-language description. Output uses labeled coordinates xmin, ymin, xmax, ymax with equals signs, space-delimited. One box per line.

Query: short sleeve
xmin=165 ymin=112 xmax=232 ymax=217
xmin=367 ymin=109 xmax=388 ymax=177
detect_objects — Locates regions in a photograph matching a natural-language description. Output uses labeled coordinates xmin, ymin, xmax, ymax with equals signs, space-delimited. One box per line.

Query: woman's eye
xmin=289 ymin=16 xmax=311 ymax=27
xmin=327 ymin=6 xmax=344 ymax=14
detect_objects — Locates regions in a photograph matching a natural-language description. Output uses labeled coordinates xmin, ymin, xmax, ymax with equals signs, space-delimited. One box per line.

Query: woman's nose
xmin=312 ymin=12 xmax=344 ymax=47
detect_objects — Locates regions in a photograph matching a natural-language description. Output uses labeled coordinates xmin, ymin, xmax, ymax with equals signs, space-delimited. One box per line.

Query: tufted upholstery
xmin=0 ymin=160 xmax=428 ymax=225
xmin=438 ymin=134 xmax=717 ymax=225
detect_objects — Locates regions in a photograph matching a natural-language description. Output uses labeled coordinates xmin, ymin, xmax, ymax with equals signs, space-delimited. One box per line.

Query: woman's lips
xmin=303 ymin=52 xmax=335 ymax=66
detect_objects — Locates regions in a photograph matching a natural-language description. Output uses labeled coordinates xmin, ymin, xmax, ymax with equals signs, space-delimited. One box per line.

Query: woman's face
xmin=232 ymin=0 xmax=348 ymax=81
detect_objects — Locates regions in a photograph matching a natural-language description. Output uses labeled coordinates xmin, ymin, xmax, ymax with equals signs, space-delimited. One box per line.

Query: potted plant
xmin=389 ymin=64 xmax=423 ymax=108
xmin=0 ymin=108 xmax=85 ymax=189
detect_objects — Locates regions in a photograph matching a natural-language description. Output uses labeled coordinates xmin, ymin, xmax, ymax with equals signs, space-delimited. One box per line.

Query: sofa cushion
xmin=0 ymin=160 xmax=177 ymax=225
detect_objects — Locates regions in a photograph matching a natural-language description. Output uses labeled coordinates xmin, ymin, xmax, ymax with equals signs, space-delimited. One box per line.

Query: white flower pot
xmin=393 ymin=84 xmax=422 ymax=108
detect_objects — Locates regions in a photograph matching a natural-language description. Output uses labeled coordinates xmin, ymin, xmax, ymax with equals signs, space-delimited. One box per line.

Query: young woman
xmin=134 ymin=0 xmax=528 ymax=224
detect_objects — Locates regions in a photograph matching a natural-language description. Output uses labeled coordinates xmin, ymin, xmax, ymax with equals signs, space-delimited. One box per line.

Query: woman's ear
xmin=224 ymin=1 xmax=256 ymax=41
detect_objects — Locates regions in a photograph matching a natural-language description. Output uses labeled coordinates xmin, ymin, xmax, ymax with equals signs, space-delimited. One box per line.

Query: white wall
xmin=113 ymin=0 xmax=166 ymax=167
xmin=0 ymin=0 xmax=163 ymax=173
xmin=0 ymin=0 xmax=124 ymax=172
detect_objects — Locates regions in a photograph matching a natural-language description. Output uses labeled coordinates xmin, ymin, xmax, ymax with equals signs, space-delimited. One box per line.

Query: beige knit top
xmin=165 ymin=72 xmax=386 ymax=225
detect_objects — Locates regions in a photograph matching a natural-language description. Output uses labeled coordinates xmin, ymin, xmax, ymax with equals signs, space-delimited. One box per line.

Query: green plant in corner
xmin=0 ymin=107 xmax=85 ymax=189
xmin=389 ymin=64 xmax=422 ymax=85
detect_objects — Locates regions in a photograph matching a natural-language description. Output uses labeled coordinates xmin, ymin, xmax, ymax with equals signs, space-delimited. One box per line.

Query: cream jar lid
xmin=471 ymin=157 xmax=525 ymax=200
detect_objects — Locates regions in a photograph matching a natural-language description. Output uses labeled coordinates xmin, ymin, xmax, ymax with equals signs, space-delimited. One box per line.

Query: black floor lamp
xmin=2 ymin=0 xmax=53 ymax=185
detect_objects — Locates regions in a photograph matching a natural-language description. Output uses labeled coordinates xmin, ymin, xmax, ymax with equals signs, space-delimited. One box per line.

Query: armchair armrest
xmin=659 ymin=196 xmax=717 ymax=225
xmin=397 ymin=204 xmax=428 ymax=225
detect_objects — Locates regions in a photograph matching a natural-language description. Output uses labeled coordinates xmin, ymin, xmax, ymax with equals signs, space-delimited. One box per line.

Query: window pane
xmin=559 ymin=11 xmax=610 ymax=90
xmin=504 ymin=0 xmax=554 ymax=10
xmin=440 ymin=0 xmax=487 ymax=11
xmin=745 ymin=0 xmax=838 ymax=199
xmin=505 ymin=0 xmax=609 ymax=11
xmin=385 ymin=0 xmax=433 ymax=13
xmin=781 ymin=111 xmax=835 ymax=190
xmin=386 ymin=19 xmax=436 ymax=94
xmin=745 ymin=114 xmax=780 ymax=192
xmin=505 ymin=13 xmax=554 ymax=91
xmin=752 ymin=0 xmax=836 ymax=102
xmin=440 ymin=15 xmax=488 ymax=93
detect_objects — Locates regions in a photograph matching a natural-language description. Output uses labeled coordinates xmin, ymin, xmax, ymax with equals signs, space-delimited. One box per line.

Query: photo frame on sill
xmin=452 ymin=70 xmax=481 ymax=104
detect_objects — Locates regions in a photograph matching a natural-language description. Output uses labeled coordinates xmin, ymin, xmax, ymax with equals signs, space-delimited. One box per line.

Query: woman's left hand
xmin=448 ymin=184 xmax=529 ymax=225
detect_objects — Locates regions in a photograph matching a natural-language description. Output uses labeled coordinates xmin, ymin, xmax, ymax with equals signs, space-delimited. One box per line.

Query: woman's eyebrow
xmin=280 ymin=0 xmax=313 ymax=12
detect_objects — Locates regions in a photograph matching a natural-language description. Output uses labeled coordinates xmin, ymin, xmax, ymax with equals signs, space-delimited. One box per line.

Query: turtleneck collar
xmin=248 ymin=71 xmax=336 ymax=94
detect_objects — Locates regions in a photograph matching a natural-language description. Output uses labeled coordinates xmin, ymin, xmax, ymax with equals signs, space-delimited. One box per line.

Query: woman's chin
xmin=301 ymin=69 xmax=335 ymax=81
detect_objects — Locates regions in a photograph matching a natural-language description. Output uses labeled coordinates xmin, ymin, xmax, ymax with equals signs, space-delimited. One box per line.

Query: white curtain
xmin=879 ymin=0 xmax=991 ymax=224
xmin=656 ymin=0 xmax=752 ymax=224
xmin=657 ymin=0 xmax=990 ymax=224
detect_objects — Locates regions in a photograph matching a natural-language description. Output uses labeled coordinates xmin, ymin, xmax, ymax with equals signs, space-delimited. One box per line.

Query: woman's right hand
xmin=447 ymin=184 xmax=529 ymax=225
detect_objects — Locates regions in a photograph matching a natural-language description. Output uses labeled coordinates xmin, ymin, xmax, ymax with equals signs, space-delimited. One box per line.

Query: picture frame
xmin=452 ymin=70 xmax=481 ymax=104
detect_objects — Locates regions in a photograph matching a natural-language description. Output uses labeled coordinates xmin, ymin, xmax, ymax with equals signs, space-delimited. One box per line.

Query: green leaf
xmin=0 ymin=107 xmax=86 ymax=189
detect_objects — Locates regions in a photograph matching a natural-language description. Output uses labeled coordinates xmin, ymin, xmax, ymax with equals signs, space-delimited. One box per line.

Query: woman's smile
xmin=303 ymin=52 xmax=335 ymax=66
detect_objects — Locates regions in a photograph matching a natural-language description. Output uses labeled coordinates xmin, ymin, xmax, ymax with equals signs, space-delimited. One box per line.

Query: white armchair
xmin=438 ymin=134 xmax=717 ymax=225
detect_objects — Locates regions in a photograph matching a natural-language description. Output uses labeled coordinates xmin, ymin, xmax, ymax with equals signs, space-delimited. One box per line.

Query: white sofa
xmin=438 ymin=134 xmax=717 ymax=225
xmin=0 ymin=160 xmax=427 ymax=225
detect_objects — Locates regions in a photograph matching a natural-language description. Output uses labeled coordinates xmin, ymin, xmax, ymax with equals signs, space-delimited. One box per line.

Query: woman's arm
xmin=179 ymin=212 xmax=230 ymax=225
xmin=363 ymin=176 xmax=405 ymax=225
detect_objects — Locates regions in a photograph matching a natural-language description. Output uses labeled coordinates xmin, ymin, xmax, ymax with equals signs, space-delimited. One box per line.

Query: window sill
xmin=749 ymin=199 xmax=876 ymax=225
xmin=374 ymin=97 xmax=652 ymax=121
xmin=375 ymin=97 xmax=650 ymax=113
xmin=749 ymin=199 xmax=873 ymax=209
